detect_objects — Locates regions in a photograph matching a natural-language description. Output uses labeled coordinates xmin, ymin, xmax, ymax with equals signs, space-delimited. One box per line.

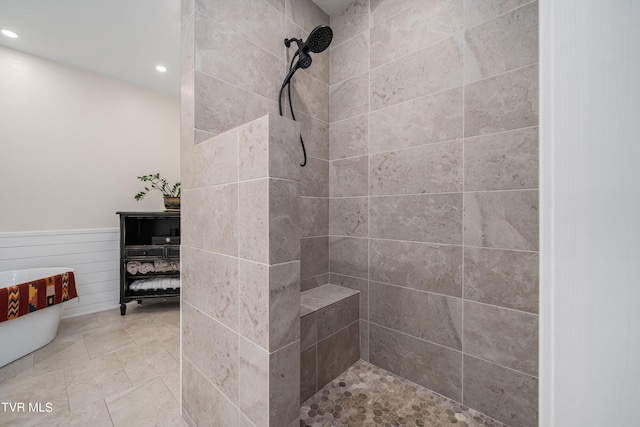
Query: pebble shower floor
xmin=300 ymin=360 xmax=506 ymax=427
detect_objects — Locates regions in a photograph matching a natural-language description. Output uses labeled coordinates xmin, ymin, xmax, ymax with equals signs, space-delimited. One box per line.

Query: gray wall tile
xmin=195 ymin=0 xmax=285 ymax=59
xmin=194 ymin=71 xmax=278 ymax=137
xmin=360 ymin=320 xmax=369 ymax=362
xmin=464 ymin=2 xmax=538 ymax=83
xmin=239 ymin=259 xmax=269 ymax=349
xmin=238 ymin=179 xmax=269 ymax=263
xmin=182 ymin=128 xmax=238 ymax=189
xmin=369 ymin=281 xmax=462 ymax=350
xmin=195 ymin=12 xmax=283 ymax=100
xmin=464 ymin=247 xmax=539 ymax=313
xmin=285 ymin=0 xmax=329 ymax=33
xmin=370 ymin=35 xmax=463 ymax=111
xmin=463 ymin=301 xmax=538 ymax=376
xmin=239 ymin=115 xmax=269 ymax=181
xmin=330 ymin=114 xmax=368 ymax=160
xmin=295 ymin=111 xmax=329 ymax=160
xmin=300 ymin=311 xmax=317 ymax=350
xmin=300 ymin=345 xmax=317 ymax=403
xmin=269 ymin=261 xmax=301 ymax=351
xmin=301 ymin=157 xmax=329 ymax=197
xmin=464 ymin=0 xmax=532 ymax=29
xmin=181 ymin=71 xmax=194 ymax=137
xmin=464 ymin=64 xmax=538 ymax=137
xmin=181 ymin=13 xmax=195 ymax=81
xmin=269 ymin=341 xmax=300 ymax=426
xmin=183 ymin=303 xmax=239 ymax=403
xmin=369 ymin=87 xmax=463 ymax=154
xmin=369 ymin=323 xmax=462 ymax=401
xmin=329 ymin=156 xmax=369 ymax=197
xmin=183 ymin=247 xmax=239 ymax=331
xmin=369 ymin=239 xmax=462 ymax=298
xmin=370 ymin=0 xmax=463 ymax=68
xmin=464 ymin=127 xmax=538 ymax=191
xmin=269 ymin=114 xmax=303 ymax=181
xmin=369 ymin=0 xmax=417 ymax=26
xmin=291 ymin=68 xmax=329 ymax=123
xmin=463 ymin=355 xmax=538 ymax=427
xmin=182 ymin=184 xmax=238 ymax=256
xmin=238 ymin=338 xmax=269 ymax=426
xmin=269 ymin=179 xmax=301 ymax=264
xmin=317 ymin=294 xmax=360 ymax=341
xmin=301 ymin=197 xmax=329 ymax=238
xmin=300 ymin=284 xmax=359 ymax=311
xmin=464 ymin=190 xmax=539 ymax=250
xmin=330 ymin=0 xmax=369 ymax=47
xmin=330 ymin=273 xmax=369 ymax=320
xmin=317 ymin=321 xmax=360 ymax=389
xmin=301 ymin=273 xmax=330 ymax=292
xmin=329 ymin=236 xmax=368 ymax=279
xmin=331 ymin=31 xmax=369 ymax=85
xmin=301 ymin=236 xmax=329 ymax=279
xmin=370 ymin=194 xmax=463 ymax=244
xmin=329 ymin=197 xmax=368 ymax=237
xmin=329 ymin=73 xmax=369 ymax=122
xmin=370 ymin=140 xmax=463 ymax=195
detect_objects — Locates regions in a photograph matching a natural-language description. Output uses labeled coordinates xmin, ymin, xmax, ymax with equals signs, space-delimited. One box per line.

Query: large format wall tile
xmin=183 ymin=247 xmax=239 ymax=330
xmin=369 ymin=239 xmax=462 ymax=297
xmin=330 ymin=0 xmax=369 ymax=47
xmin=182 ymin=357 xmax=240 ymax=426
xmin=369 ymin=281 xmax=462 ymax=350
xmin=269 ymin=179 xmax=301 ymax=264
xmin=329 ymin=197 xmax=368 ymax=237
xmin=183 ymin=303 xmax=239 ymax=404
xmin=196 ymin=0 xmax=285 ymax=59
xmin=269 ymin=261 xmax=300 ymax=350
xmin=369 ymin=323 xmax=462 ymax=401
xmin=182 ymin=128 xmax=238 ymax=189
xmin=238 ymin=338 xmax=269 ymax=426
xmin=317 ymin=321 xmax=360 ymax=389
xmin=369 ymin=140 xmax=463 ymax=195
xmin=317 ymin=294 xmax=359 ymax=341
xmin=331 ymin=31 xmax=369 ymax=85
xmin=285 ymin=0 xmax=329 ymax=34
xmin=301 ymin=197 xmax=329 ymax=237
xmin=301 ymin=236 xmax=329 ymax=279
xmin=464 ymin=247 xmax=539 ymax=313
xmin=329 ymin=73 xmax=369 ymax=122
xmin=269 ymin=341 xmax=301 ymax=426
xmin=463 ymin=301 xmax=538 ymax=376
xmin=464 ymin=2 xmax=538 ymax=83
xmin=464 ymin=127 xmax=538 ymax=191
xmin=238 ymin=179 xmax=269 ymax=263
xmin=464 ymin=64 xmax=538 ymax=137
xmin=330 ymin=114 xmax=368 ymax=160
xmin=294 ymin=111 xmax=329 ymax=160
xmin=182 ymin=184 xmax=238 ymax=256
xmin=300 ymin=345 xmax=317 ymax=403
xmin=463 ymin=355 xmax=538 ymax=427
xmin=181 ymin=13 xmax=195 ymax=81
xmin=370 ymin=0 xmax=463 ymax=68
xmin=239 ymin=260 xmax=269 ymax=349
xmin=195 ymin=12 xmax=283 ymax=100
xmin=370 ymin=35 xmax=463 ymax=111
xmin=330 ymin=273 xmax=369 ymax=320
xmin=369 ymin=87 xmax=463 ymax=154
xmin=181 ymin=71 xmax=194 ymax=136
xmin=301 ymin=273 xmax=329 ymax=292
xmin=464 ymin=0 xmax=532 ymax=29
xmin=464 ymin=190 xmax=538 ymax=250
xmin=291 ymin=70 xmax=329 ymax=123
xmin=194 ymin=71 xmax=278 ymax=137
xmin=370 ymin=194 xmax=463 ymax=244
xmin=329 ymin=156 xmax=368 ymax=197
xmin=369 ymin=0 xmax=417 ymax=26
xmin=301 ymin=157 xmax=329 ymax=197
xmin=329 ymin=237 xmax=368 ymax=279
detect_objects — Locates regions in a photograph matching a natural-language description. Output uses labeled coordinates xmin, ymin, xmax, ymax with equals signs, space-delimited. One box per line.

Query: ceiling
xmin=0 ymin=0 xmax=181 ymax=97
xmin=0 ymin=0 xmax=350 ymax=98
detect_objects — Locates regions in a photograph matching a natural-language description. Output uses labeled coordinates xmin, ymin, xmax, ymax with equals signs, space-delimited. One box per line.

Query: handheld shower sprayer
xmin=279 ymin=25 xmax=333 ymax=166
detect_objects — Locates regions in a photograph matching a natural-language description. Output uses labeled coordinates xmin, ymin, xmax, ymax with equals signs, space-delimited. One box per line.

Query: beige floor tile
xmin=33 ymin=333 xmax=90 ymax=376
xmin=161 ymin=369 xmax=181 ymax=402
xmin=0 ymin=353 xmax=33 ymax=387
xmin=116 ymin=340 xmax=178 ymax=386
xmin=57 ymin=313 xmax=102 ymax=338
xmin=65 ymin=353 xmax=132 ymax=411
xmin=67 ymin=399 xmax=114 ymax=427
xmin=0 ymin=370 xmax=69 ymax=427
xmin=106 ymin=377 xmax=186 ymax=427
xmin=82 ymin=325 xmax=134 ymax=359
xmin=125 ymin=320 xmax=176 ymax=346
xmin=160 ymin=332 xmax=181 ymax=362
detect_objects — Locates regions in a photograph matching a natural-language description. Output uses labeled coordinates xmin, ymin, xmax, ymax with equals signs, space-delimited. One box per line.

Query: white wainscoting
xmin=0 ymin=228 xmax=120 ymax=318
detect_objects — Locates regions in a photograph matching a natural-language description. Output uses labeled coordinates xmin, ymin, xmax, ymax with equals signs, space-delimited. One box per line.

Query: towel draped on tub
xmin=0 ymin=272 xmax=78 ymax=323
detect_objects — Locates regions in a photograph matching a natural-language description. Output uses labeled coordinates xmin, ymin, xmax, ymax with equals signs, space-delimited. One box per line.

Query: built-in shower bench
xmin=300 ymin=284 xmax=360 ymax=403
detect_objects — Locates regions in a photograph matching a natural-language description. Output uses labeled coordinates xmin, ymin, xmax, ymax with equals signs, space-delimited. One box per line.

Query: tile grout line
xmin=366 ymin=0 xmax=372 ymax=362
xmin=461 ymin=0 xmax=466 ymax=404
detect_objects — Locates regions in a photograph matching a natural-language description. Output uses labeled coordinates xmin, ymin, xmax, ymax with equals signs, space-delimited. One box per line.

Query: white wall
xmin=0 ymin=46 xmax=180 ymax=232
xmin=540 ymin=1 xmax=640 ymax=425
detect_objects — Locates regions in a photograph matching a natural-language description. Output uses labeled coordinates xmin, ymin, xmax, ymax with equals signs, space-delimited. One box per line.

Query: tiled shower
xmin=181 ymin=0 xmax=538 ymax=425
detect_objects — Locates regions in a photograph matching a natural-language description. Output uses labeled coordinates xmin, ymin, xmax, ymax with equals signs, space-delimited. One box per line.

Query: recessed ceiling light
xmin=1 ymin=29 xmax=18 ymax=39
xmin=155 ymin=65 xmax=167 ymax=73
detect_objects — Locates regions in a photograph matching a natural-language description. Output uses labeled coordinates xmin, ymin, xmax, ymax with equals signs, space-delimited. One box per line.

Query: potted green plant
xmin=134 ymin=173 xmax=181 ymax=211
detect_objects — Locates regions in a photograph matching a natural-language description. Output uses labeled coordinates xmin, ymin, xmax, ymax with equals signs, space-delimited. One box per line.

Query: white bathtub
xmin=0 ymin=267 xmax=74 ymax=368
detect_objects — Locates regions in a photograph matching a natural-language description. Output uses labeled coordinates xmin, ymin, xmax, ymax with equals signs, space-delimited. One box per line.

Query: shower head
xmin=298 ymin=51 xmax=312 ymax=69
xmin=307 ymin=25 xmax=333 ymax=53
